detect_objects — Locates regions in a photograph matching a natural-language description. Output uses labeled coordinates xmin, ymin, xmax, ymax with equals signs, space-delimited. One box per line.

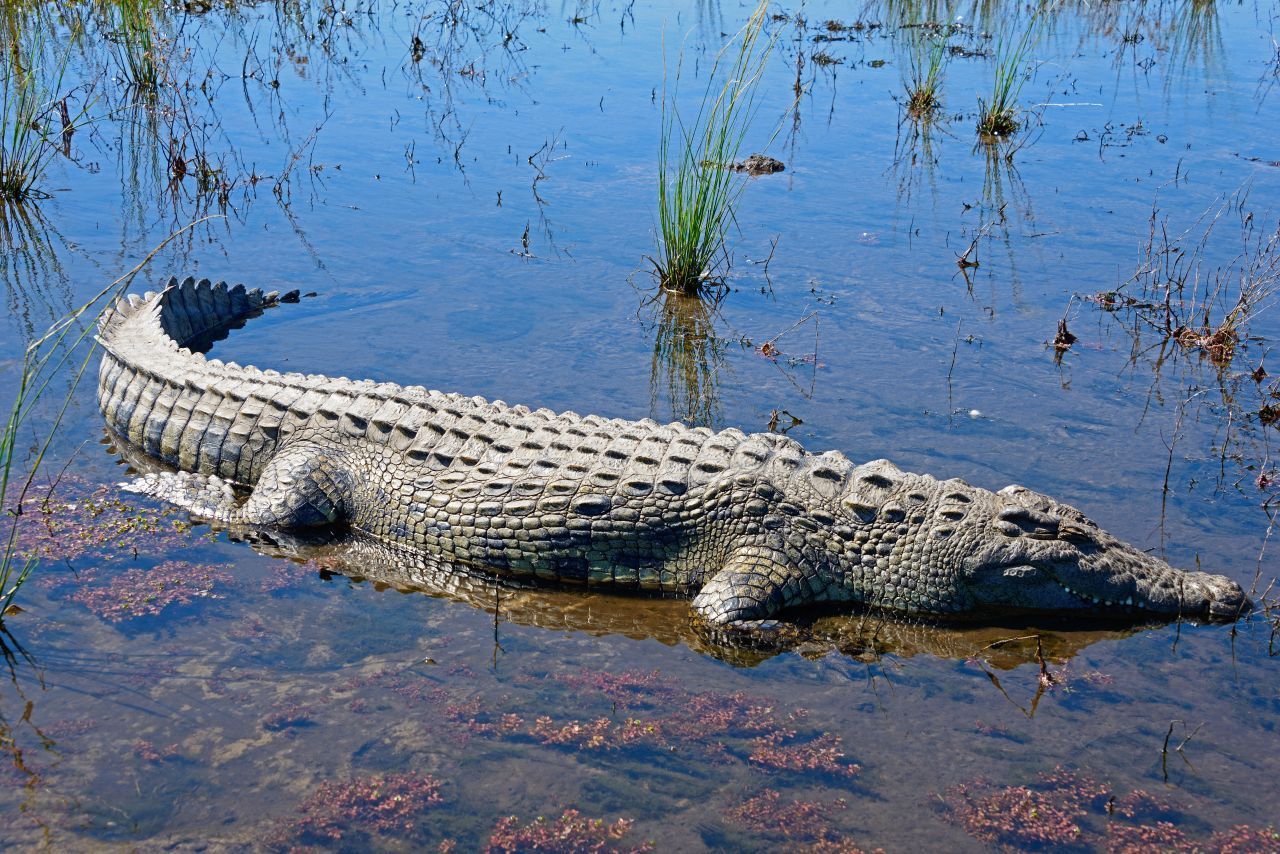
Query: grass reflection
xmin=647 ymin=288 xmax=728 ymax=429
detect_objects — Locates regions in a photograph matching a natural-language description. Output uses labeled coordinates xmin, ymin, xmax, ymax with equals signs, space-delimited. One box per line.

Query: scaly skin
xmin=96 ymin=278 xmax=1250 ymax=626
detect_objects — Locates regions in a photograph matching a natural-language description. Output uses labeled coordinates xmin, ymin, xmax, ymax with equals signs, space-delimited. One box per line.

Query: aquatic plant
xmin=1090 ymin=194 xmax=1280 ymax=369
xmin=0 ymin=224 xmax=210 ymax=623
xmin=486 ymin=809 xmax=651 ymax=853
xmin=747 ymin=731 xmax=860 ymax=778
xmin=13 ymin=476 xmax=198 ymax=563
xmin=724 ymin=789 xmax=850 ymax=843
xmin=902 ymin=26 xmax=950 ymax=118
xmin=261 ymin=702 xmax=315 ymax=732
xmin=133 ymin=740 xmax=180 ymax=762
xmin=651 ymin=0 xmax=775 ymax=295
xmin=0 ymin=19 xmax=82 ymax=202
xmin=66 ymin=561 xmax=231 ymax=622
xmin=269 ymin=772 xmax=445 ymax=847
xmin=1212 ymin=824 xmax=1280 ymax=852
xmin=103 ymin=0 xmax=166 ymax=94
xmin=942 ymin=770 xmax=1105 ymax=847
xmin=938 ymin=767 xmax=1276 ymax=851
xmin=975 ymin=13 xmax=1040 ymax=140
xmin=529 ymin=716 xmax=660 ymax=751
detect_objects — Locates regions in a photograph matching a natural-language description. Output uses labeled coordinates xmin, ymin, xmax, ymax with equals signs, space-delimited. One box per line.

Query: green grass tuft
xmin=0 ymin=18 xmax=79 ymax=202
xmin=976 ymin=14 xmax=1040 ymax=140
xmin=903 ymin=27 xmax=949 ymax=119
xmin=651 ymin=1 xmax=775 ymax=296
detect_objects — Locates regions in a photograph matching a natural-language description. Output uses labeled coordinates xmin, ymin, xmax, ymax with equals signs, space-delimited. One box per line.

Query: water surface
xmin=2 ymin=0 xmax=1279 ymax=849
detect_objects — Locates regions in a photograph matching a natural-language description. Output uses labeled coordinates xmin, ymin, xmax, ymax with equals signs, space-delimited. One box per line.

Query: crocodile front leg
xmin=691 ymin=543 xmax=820 ymax=627
xmin=123 ymin=442 xmax=354 ymax=530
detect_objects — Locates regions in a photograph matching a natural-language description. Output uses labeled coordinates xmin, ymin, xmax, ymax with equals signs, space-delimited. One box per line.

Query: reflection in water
xmin=0 ymin=203 xmax=75 ymax=340
xmin=0 ymin=628 xmax=51 ymax=842
xmin=891 ymin=112 xmax=944 ymax=206
xmin=245 ymin=530 xmax=1149 ymax=670
xmin=1167 ymin=0 xmax=1223 ymax=84
xmin=979 ymin=141 xmax=1029 ymax=218
xmin=645 ymin=288 xmax=729 ymax=428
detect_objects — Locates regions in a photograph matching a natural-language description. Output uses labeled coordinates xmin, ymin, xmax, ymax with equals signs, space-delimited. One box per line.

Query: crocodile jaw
xmin=964 ymin=556 xmax=1251 ymax=621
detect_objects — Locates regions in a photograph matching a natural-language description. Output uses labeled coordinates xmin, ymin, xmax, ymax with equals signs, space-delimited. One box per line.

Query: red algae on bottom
xmin=8 ymin=476 xmax=204 ymax=563
xmin=723 ymin=790 xmax=882 ymax=853
xmin=65 ymin=561 xmax=231 ymax=622
xmin=941 ymin=767 xmax=1280 ymax=852
xmin=267 ymin=772 xmax=445 ymax=848
xmin=485 ymin=809 xmax=652 ymax=854
xmin=747 ymin=732 xmax=860 ymax=778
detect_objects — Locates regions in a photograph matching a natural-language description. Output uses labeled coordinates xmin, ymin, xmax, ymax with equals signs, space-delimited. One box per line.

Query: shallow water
xmin=2 ymin=0 xmax=1280 ymax=850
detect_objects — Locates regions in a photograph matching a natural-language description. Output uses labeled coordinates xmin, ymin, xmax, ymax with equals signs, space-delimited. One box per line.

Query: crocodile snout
xmin=1186 ymin=571 xmax=1251 ymax=620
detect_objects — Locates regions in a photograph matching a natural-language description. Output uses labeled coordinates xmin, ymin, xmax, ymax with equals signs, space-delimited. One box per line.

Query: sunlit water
xmin=2 ymin=0 xmax=1279 ymax=849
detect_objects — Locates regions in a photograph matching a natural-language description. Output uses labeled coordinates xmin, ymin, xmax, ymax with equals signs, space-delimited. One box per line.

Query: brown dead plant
xmin=1090 ymin=192 xmax=1280 ymax=369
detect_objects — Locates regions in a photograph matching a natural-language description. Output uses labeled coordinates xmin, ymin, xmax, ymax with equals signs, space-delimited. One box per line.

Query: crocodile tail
xmin=98 ymin=276 xmax=291 ymax=354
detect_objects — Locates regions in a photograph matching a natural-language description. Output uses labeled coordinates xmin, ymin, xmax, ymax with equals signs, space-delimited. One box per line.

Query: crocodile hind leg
xmin=691 ymin=545 xmax=816 ymax=628
xmin=122 ymin=442 xmax=352 ymax=531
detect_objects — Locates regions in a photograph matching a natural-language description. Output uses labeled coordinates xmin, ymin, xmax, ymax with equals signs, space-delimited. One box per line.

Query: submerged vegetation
xmin=652 ymin=0 xmax=775 ymax=295
xmin=2 ymin=227 xmax=202 ymax=623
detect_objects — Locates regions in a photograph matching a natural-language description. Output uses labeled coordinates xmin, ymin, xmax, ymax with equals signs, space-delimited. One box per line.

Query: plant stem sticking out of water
xmin=976 ymin=13 xmax=1040 ymax=141
xmin=0 ymin=20 xmax=84 ymax=202
xmin=1 ymin=218 xmax=218 ymax=624
xmin=903 ymin=26 xmax=949 ymax=119
xmin=652 ymin=1 xmax=776 ymax=296
xmin=108 ymin=0 xmax=166 ymax=95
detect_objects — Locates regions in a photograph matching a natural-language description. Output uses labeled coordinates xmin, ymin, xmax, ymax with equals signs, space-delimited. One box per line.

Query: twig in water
xmin=956 ymin=220 xmax=996 ymax=269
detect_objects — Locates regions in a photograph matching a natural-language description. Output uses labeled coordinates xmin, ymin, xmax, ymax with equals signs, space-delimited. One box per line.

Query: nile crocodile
xmin=97 ymin=277 xmax=1250 ymax=628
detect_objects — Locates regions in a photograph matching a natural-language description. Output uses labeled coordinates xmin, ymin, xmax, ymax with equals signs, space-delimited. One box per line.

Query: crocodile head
xmin=956 ymin=484 xmax=1250 ymax=621
xmin=837 ymin=460 xmax=1249 ymax=621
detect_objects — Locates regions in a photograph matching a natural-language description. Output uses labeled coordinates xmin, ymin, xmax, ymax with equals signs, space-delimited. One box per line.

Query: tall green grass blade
xmin=976 ymin=11 xmax=1041 ymax=140
xmin=653 ymin=0 xmax=777 ymax=295
xmin=0 ymin=217 xmax=219 ymax=623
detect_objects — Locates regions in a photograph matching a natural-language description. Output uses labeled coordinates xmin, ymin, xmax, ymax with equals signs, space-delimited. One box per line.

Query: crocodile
xmin=97 ymin=277 xmax=1250 ymax=628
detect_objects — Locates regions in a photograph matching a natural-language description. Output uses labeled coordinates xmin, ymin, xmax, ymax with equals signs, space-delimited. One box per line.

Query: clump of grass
xmin=105 ymin=0 xmax=165 ymax=94
xmin=976 ymin=15 xmax=1040 ymax=140
xmin=904 ymin=28 xmax=949 ymax=118
xmin=0 ymin=24 xmax=80 ymax=202
xmin=652 ymin=1 xmax=775 ymax=295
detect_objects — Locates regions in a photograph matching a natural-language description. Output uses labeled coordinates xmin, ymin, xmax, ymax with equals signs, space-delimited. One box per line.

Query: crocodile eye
xmin=997 ymin=507 xmax=1060 ymax=538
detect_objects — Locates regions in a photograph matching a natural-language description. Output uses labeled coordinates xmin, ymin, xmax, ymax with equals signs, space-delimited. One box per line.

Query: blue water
xmin=2 ymin=0 xmax=1279 ymax=849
